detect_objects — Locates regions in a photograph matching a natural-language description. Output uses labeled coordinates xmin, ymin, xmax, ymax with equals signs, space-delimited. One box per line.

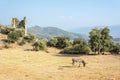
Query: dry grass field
xmin=0 ymin=45 xmax=120 ymax=80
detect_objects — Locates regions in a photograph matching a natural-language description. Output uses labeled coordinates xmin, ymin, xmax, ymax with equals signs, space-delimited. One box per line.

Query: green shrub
xmin=32 ymin=40 xmax=47 ymax=51
xmin=47 ymin=37 xmax=72 ymax=49
xmin=47 ymin=38 xmax=58 ymax=47
xmin=19 ymin=39 xmax=26 ymax=46
xmin=73 ymin=38 xmax=86 ymax=46
xmin=7 ymin=30 xmax=22 ymax=43
xmin=15 ymin=29 xmax=25 ymax=37
xmin=111 ymin=43 xmax=120 ymax=54
xmin=1 ymin=27 xmax=15 ymax=35
xmin=60 ymin=44 xmax=92 ymax=54
xmin=24 ymin=34 xmax=35 ymax=43
xmin=55 ymin=37 xmax=71 ymax=49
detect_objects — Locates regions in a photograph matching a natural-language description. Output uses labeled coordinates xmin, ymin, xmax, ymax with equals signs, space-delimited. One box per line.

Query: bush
xmin=7 ymin=29 xmax=22 ymax=43
xmin=32 ymin=40 xmax=47 ymax=51
xmin=15 ymin=29 xmax=25 ymax=37
xmin=47 ymin=37 xmax=72 ymax=49
xmin=1 ymin=27 xmax=15 ymax=35
xmin=111 ymin=43 xmax=120 ymax=54
xmin=47 ymin=38 xmax=58 ymax=47
xmin=73 ymin=38 xmax=86 ymax=46
xmin=23 ymin=34 xmax=35 ymax=43
xmin=19 ymin=39 xmax=26 ymax=46
xmin=55 ymin=37 xmax=71 ymax=49
xmin=60 ymin=44 xmax=92 ymax=54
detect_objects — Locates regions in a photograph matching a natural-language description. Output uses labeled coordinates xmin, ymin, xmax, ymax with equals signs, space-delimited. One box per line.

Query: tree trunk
xmin=98 ymin=45 xmax=101 ymax=55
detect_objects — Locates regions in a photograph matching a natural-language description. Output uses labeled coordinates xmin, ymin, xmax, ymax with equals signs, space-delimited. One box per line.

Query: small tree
xmin=111 ymin=43 xmax=120 ymax=54
xmin=73 ymin=38 xmax=86 ymax=46
xmin=55 ymin=37 xmax=71 ymax=49
xmin=47 ymin=37 xmax=72 ymax=49
xmin=47 ymin=38 xmax=58 ymax=47
xmin=32 ymin=40 xmax=47 ymax=51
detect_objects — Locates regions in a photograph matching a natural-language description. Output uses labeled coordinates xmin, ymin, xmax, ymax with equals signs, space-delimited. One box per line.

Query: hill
xmin=27 ymin=26 xmax=88 ymax=40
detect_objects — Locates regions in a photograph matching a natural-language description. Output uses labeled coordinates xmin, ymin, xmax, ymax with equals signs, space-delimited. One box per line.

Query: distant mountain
xmin=114 ymin=38 xmax=120 ymax=43
xmin=71 ymin=25 xmax=120 ymax=38
xmin=27 ymin=26 xmax=88 ymax=40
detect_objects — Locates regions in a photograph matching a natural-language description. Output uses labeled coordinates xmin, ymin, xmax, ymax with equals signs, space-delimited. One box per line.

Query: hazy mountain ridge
xmin=27 ymin=26 xmax=88 ymax=40
xmin=114 ymin=38 xmax=120 ymax=43
xmin=72 ymin=25 xmax=120 ymax=43
xmin=72 ymin=25 xmax=120 ymax=38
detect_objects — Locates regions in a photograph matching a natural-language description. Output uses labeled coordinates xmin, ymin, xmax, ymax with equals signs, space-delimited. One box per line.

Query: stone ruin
xmin=11 ymin=17 xmax=27 ymax=36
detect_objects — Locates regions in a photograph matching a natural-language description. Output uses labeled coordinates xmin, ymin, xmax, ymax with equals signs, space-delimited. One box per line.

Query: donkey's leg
xmin=78 ymin=62 xmax=81 ymax=67
xmin=72 ymin=60 xmax=75 ymax=66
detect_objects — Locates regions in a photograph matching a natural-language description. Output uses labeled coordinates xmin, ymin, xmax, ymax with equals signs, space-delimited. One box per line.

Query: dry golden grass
xmin=0 ymin=46 xmax=120 ymax=80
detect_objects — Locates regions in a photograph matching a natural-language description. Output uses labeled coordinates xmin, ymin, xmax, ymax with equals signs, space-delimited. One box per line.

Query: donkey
xmin=72 ymin=57 xmax=86 ymax=67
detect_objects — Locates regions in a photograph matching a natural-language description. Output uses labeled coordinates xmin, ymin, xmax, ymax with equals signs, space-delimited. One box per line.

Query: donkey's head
xmin=82 ymin=60 xmax=87 ymax=67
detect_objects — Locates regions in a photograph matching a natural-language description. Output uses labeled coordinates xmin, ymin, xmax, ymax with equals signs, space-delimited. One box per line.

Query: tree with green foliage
xmin=47 ymin=37 xmax=72 ymax=49
xmin=89 ymin=27 xmax=113 ymax=54
xmin=100 ymin=27 xmax=114 ymax=54
xmin=73 ymin=38 xmax=86 ymax=46
xmin=60 ymin=38 xmax=91 ymax=54
xmin=55 ymin=37 xmax=71 ymax=49
xmin=89 ymin=28 xmax=100 ymax=54
xmin=111 ymin=43 xmax=120 ymax=54
xmin=47 ymin=38 xmax=58 ymax=47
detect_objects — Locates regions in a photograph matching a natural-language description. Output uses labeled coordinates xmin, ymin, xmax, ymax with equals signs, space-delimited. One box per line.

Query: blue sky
xmin=0 ymin=0 xmax=120 ymax=32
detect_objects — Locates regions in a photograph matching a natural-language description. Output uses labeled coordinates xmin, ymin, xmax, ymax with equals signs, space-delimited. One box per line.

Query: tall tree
xmin=89 ymin=28 xmax=101 ymax=54
xmin=89 ymin=27 xmax=113 ymax=54
xmin=101 ymin=27 xmax=113 ymax=54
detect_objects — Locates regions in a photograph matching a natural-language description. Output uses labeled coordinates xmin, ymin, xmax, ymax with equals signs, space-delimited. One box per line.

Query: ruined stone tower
xmin=23 ymin=17 xmax=27 ymax=36
xmin=11 ymin=18 xmax=15 ymax=28
xmin=11 ymin=17 xmax=27 ymax=36
xmin=11 ymin=18 xmax=19 ymax=28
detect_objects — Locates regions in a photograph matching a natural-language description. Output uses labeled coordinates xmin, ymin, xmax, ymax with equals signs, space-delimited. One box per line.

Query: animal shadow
xmin=58 ymin=65 xmax=79 ymax=70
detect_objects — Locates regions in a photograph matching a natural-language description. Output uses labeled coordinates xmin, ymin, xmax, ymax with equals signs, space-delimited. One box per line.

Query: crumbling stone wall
xmin=11 ymin=17 xmax=27 ymax=36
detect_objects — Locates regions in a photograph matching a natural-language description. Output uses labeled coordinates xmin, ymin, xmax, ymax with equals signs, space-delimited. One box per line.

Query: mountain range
xmin=27 ymin=26 xmax=88 ymax=40
xmin=27 ymin=25 xmax=120 ymax=43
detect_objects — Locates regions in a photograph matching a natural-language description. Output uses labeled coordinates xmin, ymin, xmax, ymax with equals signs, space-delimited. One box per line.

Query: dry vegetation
xmin=0 ymin=46 xmax=119 ymax=80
